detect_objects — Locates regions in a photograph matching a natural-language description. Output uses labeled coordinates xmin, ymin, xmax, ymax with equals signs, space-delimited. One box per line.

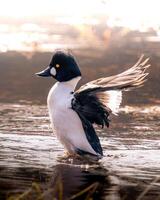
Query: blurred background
xmin=0 ymin=0 xmax=160 ymax=104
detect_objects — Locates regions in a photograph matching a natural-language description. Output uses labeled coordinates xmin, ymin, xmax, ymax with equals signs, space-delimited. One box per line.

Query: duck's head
xmin=36 ymin=51 xmax=81 ymax=82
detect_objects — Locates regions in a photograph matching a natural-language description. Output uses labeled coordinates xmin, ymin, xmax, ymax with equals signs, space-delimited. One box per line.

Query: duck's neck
xmin=60 ymin=76 xmax=81 ymax=91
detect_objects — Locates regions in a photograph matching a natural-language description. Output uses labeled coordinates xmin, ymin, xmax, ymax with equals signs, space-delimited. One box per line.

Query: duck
xmin=36 ymin=50 xmax=150 ymax=159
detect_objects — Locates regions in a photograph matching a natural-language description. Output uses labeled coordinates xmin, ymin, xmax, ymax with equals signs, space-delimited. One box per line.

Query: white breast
xmin=47 ymin=79 xmax=96 ymax=155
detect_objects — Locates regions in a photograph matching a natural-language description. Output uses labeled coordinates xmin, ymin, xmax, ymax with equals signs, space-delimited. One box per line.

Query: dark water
xmin=0 ymin=103 xmax=160 ymax=200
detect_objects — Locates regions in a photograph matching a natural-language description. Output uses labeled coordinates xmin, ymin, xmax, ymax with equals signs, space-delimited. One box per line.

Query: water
xmin=0 ymin=103 xmax=160 ymax=199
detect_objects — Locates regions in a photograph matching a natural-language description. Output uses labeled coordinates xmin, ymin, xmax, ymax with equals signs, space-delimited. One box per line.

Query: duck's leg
xmin=75 ymin=148 xmax=102 ymax=162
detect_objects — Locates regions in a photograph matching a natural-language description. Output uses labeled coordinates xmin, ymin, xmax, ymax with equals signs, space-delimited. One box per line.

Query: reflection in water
xmin=0 ymin=103 xmax=160 ymax=199
xmin=48 ymin=164 xmax=108 ymax=200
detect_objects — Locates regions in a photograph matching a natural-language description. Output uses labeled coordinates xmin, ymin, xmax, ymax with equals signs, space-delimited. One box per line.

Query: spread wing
xmin=77 ymin=55 xmax=150 ymax=93
xmin=72 ymin=55 xmax=150 ymax=126
xmin=71 ymin=55 xmax=150 ymax=155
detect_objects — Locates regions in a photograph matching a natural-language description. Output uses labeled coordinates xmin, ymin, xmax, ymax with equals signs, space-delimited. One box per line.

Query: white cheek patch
xmin=50 ymin=67 xmax=56 ymax=76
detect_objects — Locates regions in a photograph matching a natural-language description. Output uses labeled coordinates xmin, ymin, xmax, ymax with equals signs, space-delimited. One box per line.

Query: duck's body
xmin=47 ymin=77 xmax=97 ymax=156
xmin=36 ymin=51 xmax=150 ymax=159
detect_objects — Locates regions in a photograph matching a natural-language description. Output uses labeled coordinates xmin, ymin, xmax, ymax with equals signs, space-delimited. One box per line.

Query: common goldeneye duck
xmin=36 ymin=51 xmax=150 ymax=159
xmin=36 ymin=51 xmax=81 ymax=82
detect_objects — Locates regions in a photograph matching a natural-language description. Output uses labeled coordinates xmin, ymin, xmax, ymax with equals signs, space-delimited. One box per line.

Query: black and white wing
xmin=71 ymin=55 xmax=150 ymax=156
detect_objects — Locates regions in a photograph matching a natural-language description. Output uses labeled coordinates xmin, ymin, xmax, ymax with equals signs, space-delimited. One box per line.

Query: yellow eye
xmin=55 ymin=64 xmax=60 ymax=68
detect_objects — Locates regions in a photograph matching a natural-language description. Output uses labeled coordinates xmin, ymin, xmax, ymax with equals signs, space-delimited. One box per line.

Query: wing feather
xmin=71 ymin=55 xmax=150 ymax=156
xmin=97 ymin=91 xmax=122 ymax=115
xmin=72 ymin=55 xmax=150 ymax=127
xmin=77 ymin=55 xmax=150 ymax=92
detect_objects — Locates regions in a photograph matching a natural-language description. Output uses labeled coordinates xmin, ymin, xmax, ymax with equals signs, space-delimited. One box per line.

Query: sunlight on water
xmin=0 ymin=23 xmax=65 ymax=52
xmin=0 ymin=0 xmax=160 ymax=52
xmin=0 ymin=22 xmax=159 ymax=53
xmin=0 ymin=103 xmax=160 ymax=199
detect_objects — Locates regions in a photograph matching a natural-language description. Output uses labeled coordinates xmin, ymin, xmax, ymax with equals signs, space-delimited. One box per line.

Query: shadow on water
xmin=0 ymin=103 xmax=160 ymax=199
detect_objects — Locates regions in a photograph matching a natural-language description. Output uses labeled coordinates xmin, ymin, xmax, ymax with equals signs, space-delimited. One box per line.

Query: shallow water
xmin=0 ymin=103 xmax=160 ymax=200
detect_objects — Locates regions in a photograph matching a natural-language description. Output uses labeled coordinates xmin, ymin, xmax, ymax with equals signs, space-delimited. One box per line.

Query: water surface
xmin=0 ymin=103 xmax=160 ymax=199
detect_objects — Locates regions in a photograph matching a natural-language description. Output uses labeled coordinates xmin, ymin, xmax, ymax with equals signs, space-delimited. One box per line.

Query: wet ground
xmin=0 ymin=103 xmax=160 ymax=200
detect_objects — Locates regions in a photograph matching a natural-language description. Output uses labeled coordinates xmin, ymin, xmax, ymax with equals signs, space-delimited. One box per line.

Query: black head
xmin=36 ymin=51 xmax=81 ymax=82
